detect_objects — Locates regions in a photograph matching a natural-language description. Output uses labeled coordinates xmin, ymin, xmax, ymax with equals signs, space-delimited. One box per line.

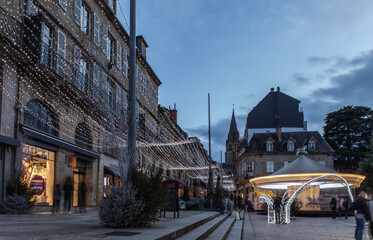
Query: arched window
xmin=24 ymin=100 xmax=58 ymax=136
xmin=75 ymin=123 xmax=92 ymax=150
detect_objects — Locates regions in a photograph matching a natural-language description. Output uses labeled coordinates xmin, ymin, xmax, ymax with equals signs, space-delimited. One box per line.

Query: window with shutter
xmin=59 ymin=0 xmax=67 ymax=11
xmin=41 ymin=22 xmax=52 ymax=67
xmin=116 ymin=42 xmax=121 ymax=69
xmin=57 ymin=30 xmax=66 ymax=77
xmin=74 ymin=0 xmax=82 ymax=26
xmin=115 ymin=84 xmax=121 ymax=113
xmin=93 ymin=13 xmax=100 ymax=46
xmin=73 ymin=45 xmax=81 ymax=87
xmin=81 ymin=5 xmax=89 ymax=35
xmin=122 ymin=49 xmax=128 ymax=77
xmin=93 ymin=64 xmax=100 ymax=101
xmin=102 ymin=24 xmax=108 ymax=55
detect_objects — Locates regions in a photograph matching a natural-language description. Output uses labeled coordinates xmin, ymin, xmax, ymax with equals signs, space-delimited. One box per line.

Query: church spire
xmin=227 ymin=108 xmax=239 ymax=143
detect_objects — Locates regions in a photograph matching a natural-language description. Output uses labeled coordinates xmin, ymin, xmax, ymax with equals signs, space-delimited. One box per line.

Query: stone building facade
xmin=0 ymin=0 xmax=208 ymax=208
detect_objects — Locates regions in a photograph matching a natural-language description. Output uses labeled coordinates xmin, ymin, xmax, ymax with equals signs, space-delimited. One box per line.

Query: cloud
xmin=301 ymin=49 xmax=373 ymax=133
xmin=185 ymin=114 xmax=246 ymax=162
xmin=306 ymin=56 xmax=332 ymax=65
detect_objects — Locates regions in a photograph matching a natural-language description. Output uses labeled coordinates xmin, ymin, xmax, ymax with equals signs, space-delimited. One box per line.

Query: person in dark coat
xmin=237 ymin=195 xmax=242 ymax=209
xmin=52 ymin=183 xmax=62 ymax=214
xmin=274 ymin=196 xmax=283 ymax=224
xmin=63 ymin=176 xmax=73 ymax=214
xmin=342 ymin=197 xmax=350 ymax=219
xmin=329 ymin=197 xmax=337 ymax=219
xmin=351 ymin=191 xmax=370 ymax=240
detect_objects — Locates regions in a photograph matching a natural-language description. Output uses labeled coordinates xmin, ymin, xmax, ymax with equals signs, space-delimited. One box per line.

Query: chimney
xmin=170 ymin=104 xmax=177 ymax=123
xmin=270 ymin=87 xmax=274 ymax=92
xmin=276 ymin=126 xmax=282 ymax=141
xmin=277 ymin=86 xmax=280 ymax=92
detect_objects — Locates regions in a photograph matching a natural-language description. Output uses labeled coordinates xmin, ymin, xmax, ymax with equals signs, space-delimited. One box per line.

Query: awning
xmin=22 ymin=126 xmax=100 ymax=159
xmin=104 ymin=166 xmax=121 ymax=178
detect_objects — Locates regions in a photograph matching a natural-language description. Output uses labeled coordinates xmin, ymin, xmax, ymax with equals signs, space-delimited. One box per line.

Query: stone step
xmin=226 ymin=210 xmax=244 ymax=240
xmin=205 ymin=216 xmax=236 ymax=240
xmin=155 ymin=211 xmax=220 ymax=240
xmin=175 ymin=213 xmax=230 ymax=240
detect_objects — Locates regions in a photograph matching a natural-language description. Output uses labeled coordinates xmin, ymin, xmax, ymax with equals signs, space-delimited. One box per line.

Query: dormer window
xmin=287 ymin=138 xmax=296 ymax=151
xmin=266 ymin=142 xmax=273 ymax=151
xmin=308 ymin=138 xmax=317 ymax=150
xmin=265 ymin=138 xmax=275 ymax=152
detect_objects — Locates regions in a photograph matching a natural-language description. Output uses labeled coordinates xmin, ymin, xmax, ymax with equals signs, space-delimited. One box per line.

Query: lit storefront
xmin=22 ymin=144 xmax=55 ymax=205
xmin=103 ymin=166 xmax=120 ymax=198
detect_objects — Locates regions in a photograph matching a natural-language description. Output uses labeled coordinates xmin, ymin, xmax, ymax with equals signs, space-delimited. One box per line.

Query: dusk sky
xmin=118 ymin=0 xmax=373 ymax=161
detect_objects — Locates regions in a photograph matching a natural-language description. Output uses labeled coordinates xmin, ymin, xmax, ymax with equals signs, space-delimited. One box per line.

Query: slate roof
xmin=271 ymin=155 xmax=338 ymax=176
xmin=245 ymin=89 xmax=304 ymax=129
xmin=246 ymin=131 xmax=334 ymax=153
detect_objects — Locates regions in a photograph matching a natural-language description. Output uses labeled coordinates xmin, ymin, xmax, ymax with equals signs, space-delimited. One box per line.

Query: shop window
xmin=24 ymin=100 xmax=58 ymax=136
xmin=22 ymin=144 xmax=55 ymax=205
xmin=103 ymin=172 xmax=120 ymax=198
xmin=75 ymin=122 xmax=92 ymax=150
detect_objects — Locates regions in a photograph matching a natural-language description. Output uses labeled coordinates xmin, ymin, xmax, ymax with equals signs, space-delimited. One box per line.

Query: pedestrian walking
xmin=330 ymin=197 xmax=337 ymax=219
xmin=237 ymin=195 xmax=242 ymax=210
xmin=63 ymin=176 xmax=73 ymax=214
xmin=351 ymin=191 xmax=371 ymax=240
xmin=232 ymin=205 xmax=241 ymax=220
xmin=245 ymin=196 xmax=250 ymax=213
xmin=342 ymin=197 xmax=350 ymax=219
xmin=274 ymin=196 xmax=283 ymax=224
xmin=52 ymin=183 xmax=62 ymax=214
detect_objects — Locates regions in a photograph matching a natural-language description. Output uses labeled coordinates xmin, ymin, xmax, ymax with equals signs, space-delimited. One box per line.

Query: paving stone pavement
xmin=0 ymin=209 xmax=206 ymax=240
xmin=245 ymin=212 xmax=367 ymax=240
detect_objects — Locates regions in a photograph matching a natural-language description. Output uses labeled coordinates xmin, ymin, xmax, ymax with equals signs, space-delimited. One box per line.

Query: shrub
xmin=99 ymin=181 xmax=145 ymax=227
xmin=131 ymin=166 xmax=168 ymax=227
xmin=0 ymin=194 xmax=29 ymax=214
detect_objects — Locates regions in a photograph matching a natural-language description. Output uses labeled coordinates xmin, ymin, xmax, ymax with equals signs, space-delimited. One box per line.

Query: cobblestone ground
xmin=247 ymin=213 xmax=370 ymax=240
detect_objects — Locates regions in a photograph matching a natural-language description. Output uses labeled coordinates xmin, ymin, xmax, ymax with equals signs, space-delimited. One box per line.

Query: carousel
xmin=250 ymin=155 xmax=365 ymax=224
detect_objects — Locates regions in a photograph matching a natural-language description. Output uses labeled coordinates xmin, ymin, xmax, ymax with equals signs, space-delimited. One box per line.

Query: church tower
xmin=225 ymin=109 xmax=240 ymax=163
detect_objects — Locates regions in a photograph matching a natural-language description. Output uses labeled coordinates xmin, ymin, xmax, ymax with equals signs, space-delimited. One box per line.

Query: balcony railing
xmin=0 ymin=7 xmax=22 ymax=46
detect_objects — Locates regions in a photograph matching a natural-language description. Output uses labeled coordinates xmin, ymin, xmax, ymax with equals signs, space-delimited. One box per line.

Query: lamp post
xmin=207 ymin=93 xmax=214 ymax=209
xmin=127 ymin=0 xmax=137 ymax=179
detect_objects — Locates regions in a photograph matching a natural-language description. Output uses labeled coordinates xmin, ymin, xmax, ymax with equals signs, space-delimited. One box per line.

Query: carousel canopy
xmin=271 ymin=155 xmax=338 ymax=176
xmin=250 ymin=155 xmax=365 ymax=189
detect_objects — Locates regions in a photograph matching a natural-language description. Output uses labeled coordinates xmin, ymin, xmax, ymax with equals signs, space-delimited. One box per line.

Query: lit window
xmin=266 ymin=161 xmax=274 ymax=173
